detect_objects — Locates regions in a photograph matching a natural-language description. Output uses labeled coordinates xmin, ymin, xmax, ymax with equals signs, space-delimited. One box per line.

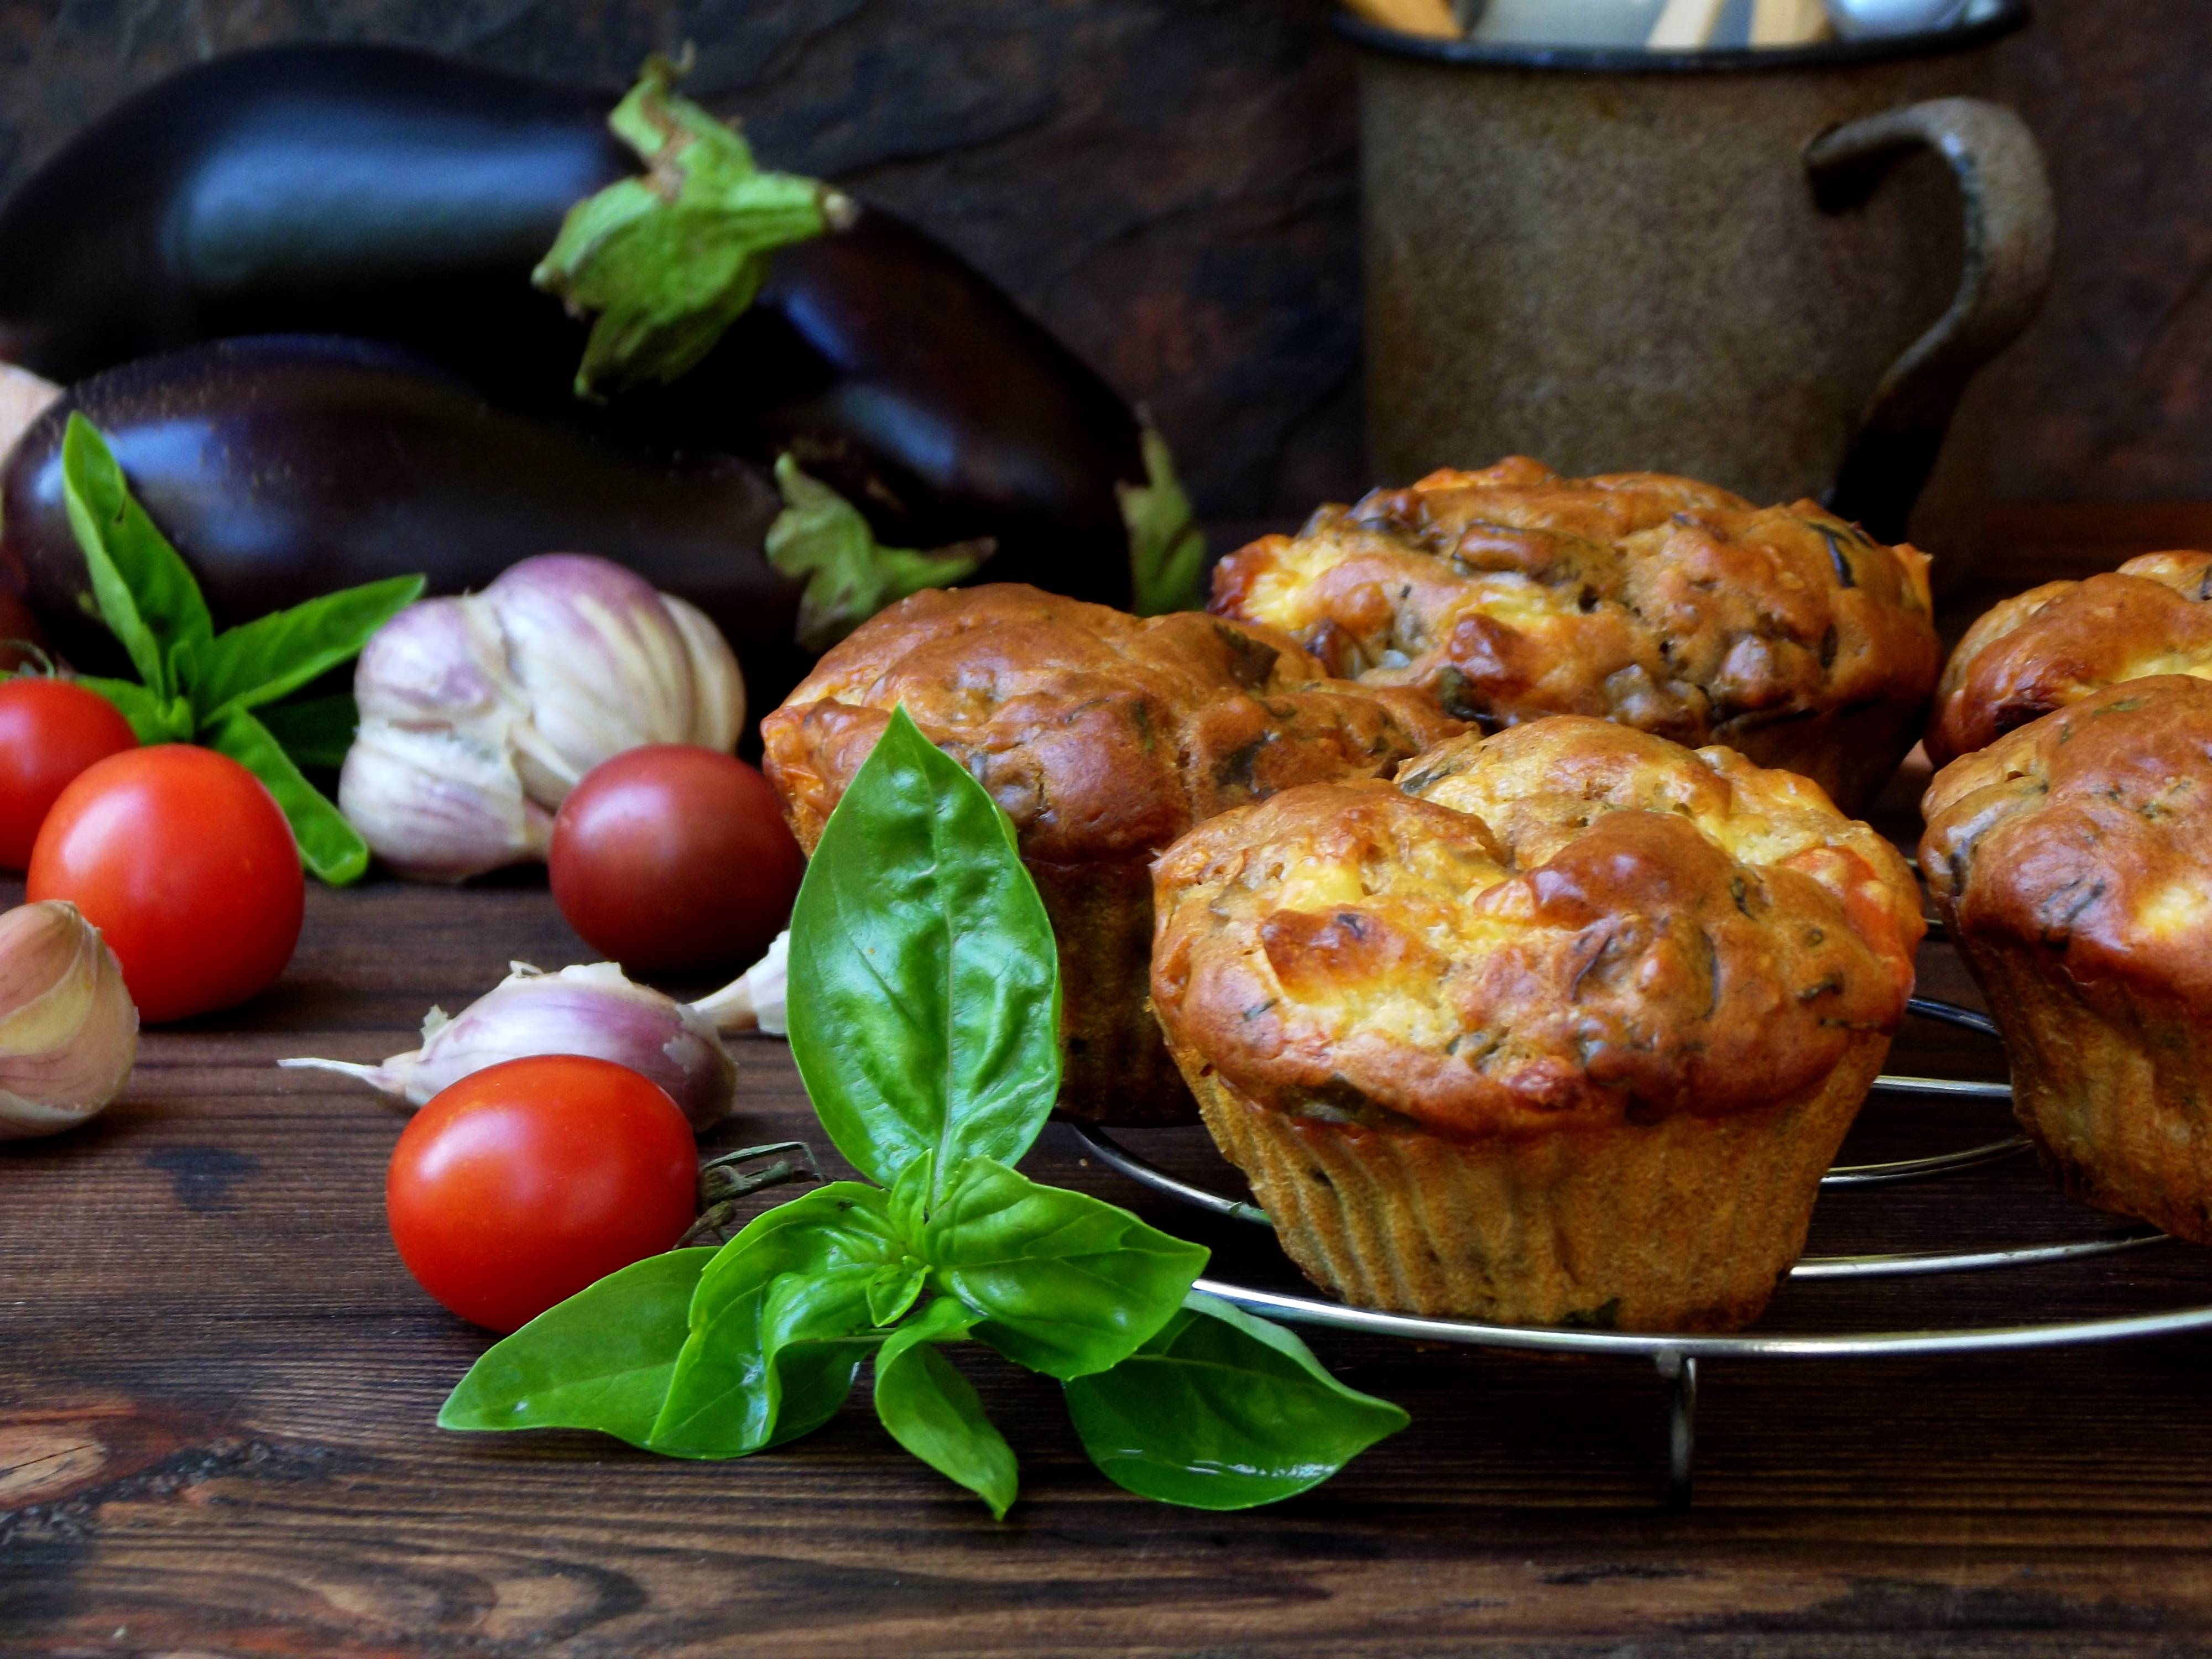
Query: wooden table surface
xmin=9 ymin=784 xmax=2212 ymax=1655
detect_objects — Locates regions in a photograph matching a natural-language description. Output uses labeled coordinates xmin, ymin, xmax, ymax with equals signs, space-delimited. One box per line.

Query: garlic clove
xmin=661 ymin=591 xmax=748 ymax=754
xmin=0 ymin=901 xmax=138 ymax=1142
xmin=690 ymin=930 xmax=790 ymax=1036
xmin=337 ymin=723 xmax=554 ymax=882
xmin=352 ymin=593 xmax=525 ymax=736
xmin=282 ymin=960 xmax=737 ymax=1131
xmin=486 ymin=555 xmax=708 ymax=801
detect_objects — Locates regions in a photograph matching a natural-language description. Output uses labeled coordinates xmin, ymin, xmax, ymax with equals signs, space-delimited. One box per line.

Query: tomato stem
xmin=684 ymin=1139 xmax=823 ymax=1244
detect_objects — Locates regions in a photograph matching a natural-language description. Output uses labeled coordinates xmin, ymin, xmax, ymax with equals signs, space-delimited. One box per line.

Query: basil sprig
xmin=441 ymin=706 xmax=1407 ymax=1513
xmin=54 ymin=414 xmax=424 ymax=884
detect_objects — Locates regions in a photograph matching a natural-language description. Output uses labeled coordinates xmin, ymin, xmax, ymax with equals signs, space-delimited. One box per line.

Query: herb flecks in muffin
xmin=1923 ymin=675 xmax=2212 ymax=1244
xmin=1211 ymin=456 xmax=1939 ymax=811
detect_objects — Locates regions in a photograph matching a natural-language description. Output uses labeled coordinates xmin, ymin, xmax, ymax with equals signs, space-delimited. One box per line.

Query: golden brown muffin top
xmin=760 ymin=583 xmax=1465 ymax=863
xmin=1921 ymin=674 xmax=2212 ymax=1007
xmin=1211 ymin=455 xmax=1938 ymax=751
xmin=1152 ymin=716 xmax=1923 ymax=1141
xmin=1925 ymin=551 xmax=2212 ymax=768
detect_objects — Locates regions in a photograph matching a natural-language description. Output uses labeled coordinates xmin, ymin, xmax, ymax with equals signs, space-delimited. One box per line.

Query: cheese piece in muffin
xmin=1923 ymin=674 xmax=2212 ymax=1241
xmin=1211 ymin=456 xmax=1939 ymax=812
xmin=1926 ymin=551 xmax=2212 ymax=767
xmin=760 ymin=583 xmax=1463 ymax=1126
xmin=1151 ymin=715 xmax=1923 ymax=1331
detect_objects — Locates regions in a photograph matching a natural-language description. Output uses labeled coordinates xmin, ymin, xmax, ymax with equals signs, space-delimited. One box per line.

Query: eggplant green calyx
xmin=1120 ymin=426 xmax=1207 ymax=615
xmin=765 ymin=455 xmax=992 ymax=651
xmin=535 ymin=54 xmax=853 ymax=400
xmin=54 ymin=413 xmax=423 ymax=885
xmin=440 ymin=706 xmax=1410 ymax=1516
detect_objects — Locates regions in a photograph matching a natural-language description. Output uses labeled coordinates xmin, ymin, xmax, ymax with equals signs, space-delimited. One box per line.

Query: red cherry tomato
xmin=386 ymin=1055 xmax=698 ymax=1332
xmin=0 ymin=679 xmax=137 ymax=869
xmin=550 ymin=745 xmax=806 ymax=972
xmin=27 ymin=745 xmax=303 ymax=1023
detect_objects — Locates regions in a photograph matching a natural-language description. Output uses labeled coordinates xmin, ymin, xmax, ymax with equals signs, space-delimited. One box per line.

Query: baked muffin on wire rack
xmin=1150 ymin=715 xmax=1923 ymax=1332
xmin=1923 ymin=674 xmax=2212 ymax=1243
xmin=761 ymin=583 xmax=1463 ymax=1127
xmin=1212 ymin=456 xmax=1939 ymax=812
xmin=1926 ymin=550 xmax=2212 ymax=767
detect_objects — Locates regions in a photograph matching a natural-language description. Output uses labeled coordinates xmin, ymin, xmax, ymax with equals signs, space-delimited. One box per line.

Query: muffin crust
xmin=1922 ymin=675 xmax=2212 ymax=1240
xmin=1152 ymin=717 xmax=1922 ymax=1141
xmin=1926 ymin=551 xmax=2212 ymax=768
xmin=1211 ymin=456 xmax=1938 ymax=810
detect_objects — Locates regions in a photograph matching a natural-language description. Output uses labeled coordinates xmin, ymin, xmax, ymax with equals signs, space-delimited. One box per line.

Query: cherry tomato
xmin=386 ymin=1055 xmax=697 ymax=1332
xmin=28 ymin=745 xmax=303 ymax=1023
xmin=0 ymin=679 xmax=137 ymax=869
xmin=550 ymin=745 xmax=806 ymax=972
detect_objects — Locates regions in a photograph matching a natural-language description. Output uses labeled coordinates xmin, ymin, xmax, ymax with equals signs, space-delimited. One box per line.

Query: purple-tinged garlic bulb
xmin=339 ymin=554 xmax=745 ymax=881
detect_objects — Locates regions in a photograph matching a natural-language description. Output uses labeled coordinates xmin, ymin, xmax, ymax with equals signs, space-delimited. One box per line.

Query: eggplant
xmin=0 ymin=43 xmax=1148 ymax=606
xmin=0 ymin=336 xmax=816 ymax=708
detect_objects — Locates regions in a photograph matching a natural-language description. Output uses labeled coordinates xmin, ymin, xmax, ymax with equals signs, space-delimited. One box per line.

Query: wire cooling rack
xmin=1064 ymin=996 xmax=2212 ymax=1505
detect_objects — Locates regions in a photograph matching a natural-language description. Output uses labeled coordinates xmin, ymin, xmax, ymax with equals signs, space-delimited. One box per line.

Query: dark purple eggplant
xmin=0 ymin=336 xmax=817 ymax=708
xmin=0 ymin=43 xmax=1150 ymax=607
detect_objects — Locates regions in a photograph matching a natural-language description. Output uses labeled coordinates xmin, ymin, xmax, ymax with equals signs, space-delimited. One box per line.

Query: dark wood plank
xmin=7 ymin=869 xmax=2212 ymax=1655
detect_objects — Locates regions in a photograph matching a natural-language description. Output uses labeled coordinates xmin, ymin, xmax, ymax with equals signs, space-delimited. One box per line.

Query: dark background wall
xmin=0 ymin=0 xmax=2201 ymax=527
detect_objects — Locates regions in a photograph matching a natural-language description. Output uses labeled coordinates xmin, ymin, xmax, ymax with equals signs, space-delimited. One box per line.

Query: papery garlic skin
xmin=341 ymin=553 xmax=747 ymax=881
xmin=282 ymin=961 xmax=735 ymax=1131
xmin=0 ymin=901 xmax=138 ymax=1142
xmin=337 ymin=724 xmax=553 ymax=881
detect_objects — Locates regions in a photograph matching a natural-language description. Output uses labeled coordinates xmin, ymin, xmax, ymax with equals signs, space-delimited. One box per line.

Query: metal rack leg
xmin=1655 ymin=1350 xmax=1698 ymax=1507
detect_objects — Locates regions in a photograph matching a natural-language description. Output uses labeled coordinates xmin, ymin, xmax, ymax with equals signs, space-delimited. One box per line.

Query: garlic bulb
xmin=339 ymin=554 xmax=745 ymax=880
xmin=281 ymin=961 xmax=738 ymax=1131
xmin=0 ymin=901 xmax=138 ymax=1142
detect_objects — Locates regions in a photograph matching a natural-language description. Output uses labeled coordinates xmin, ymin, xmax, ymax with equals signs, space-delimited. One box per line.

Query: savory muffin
xmin=760 ymin=583 xmax=1463 ymax=1125
xmin=1150 ymin=716 xmax=1924 ymax=1331
xmin=1925 ymin=551 xmax=2212 ymax=767
xmin=1922 ymin=674 xmax=2212 ymax=1242
xmin=1212 ymin=456 xmax=1939 ymax=812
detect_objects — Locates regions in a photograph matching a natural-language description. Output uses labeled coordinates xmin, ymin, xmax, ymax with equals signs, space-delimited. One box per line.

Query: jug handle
xmin=1804 ymin=96 xmax=2054 ymax=545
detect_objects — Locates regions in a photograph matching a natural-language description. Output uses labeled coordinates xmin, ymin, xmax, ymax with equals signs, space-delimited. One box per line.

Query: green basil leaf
xmin=766 ymin=456 xmax=990 ymax=651
xmin=58 ymin=414 xmax=213 ymax=696
xmin=437 ymin=1248 xmax=715 ymax=1447
xmin=925 ymin=1157 xmax=1207 ymax=1380
xmin=1119 ymin=427 xmax=1207 ymax=617
xmin=872 ymin=1297 xmax=1018 ymax=1519
xmin=648 ymin=1184 xmax=896 ymax=1457
xmin=188 ymin=575 xmax=425 ymax=716
xmin=1063 ymin=1291 xmax=1410 ymax=1510
xmin=75 ymin=675 xmax=194 ymax=745
xmin=867 ymin=1260 xmax=928 ymax=1327
xmin=786 ymin=705 xmax=1061 ymax=1189
xmin=887 ymin=1152 xmax=934 ymax=1248
xmin=535 ymin=56 xmax=839 ymax=398
xmin=254 ymin=693 xmax=361 ymax=770
xmin=204 ymin=705 xmax=369 ymax=885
